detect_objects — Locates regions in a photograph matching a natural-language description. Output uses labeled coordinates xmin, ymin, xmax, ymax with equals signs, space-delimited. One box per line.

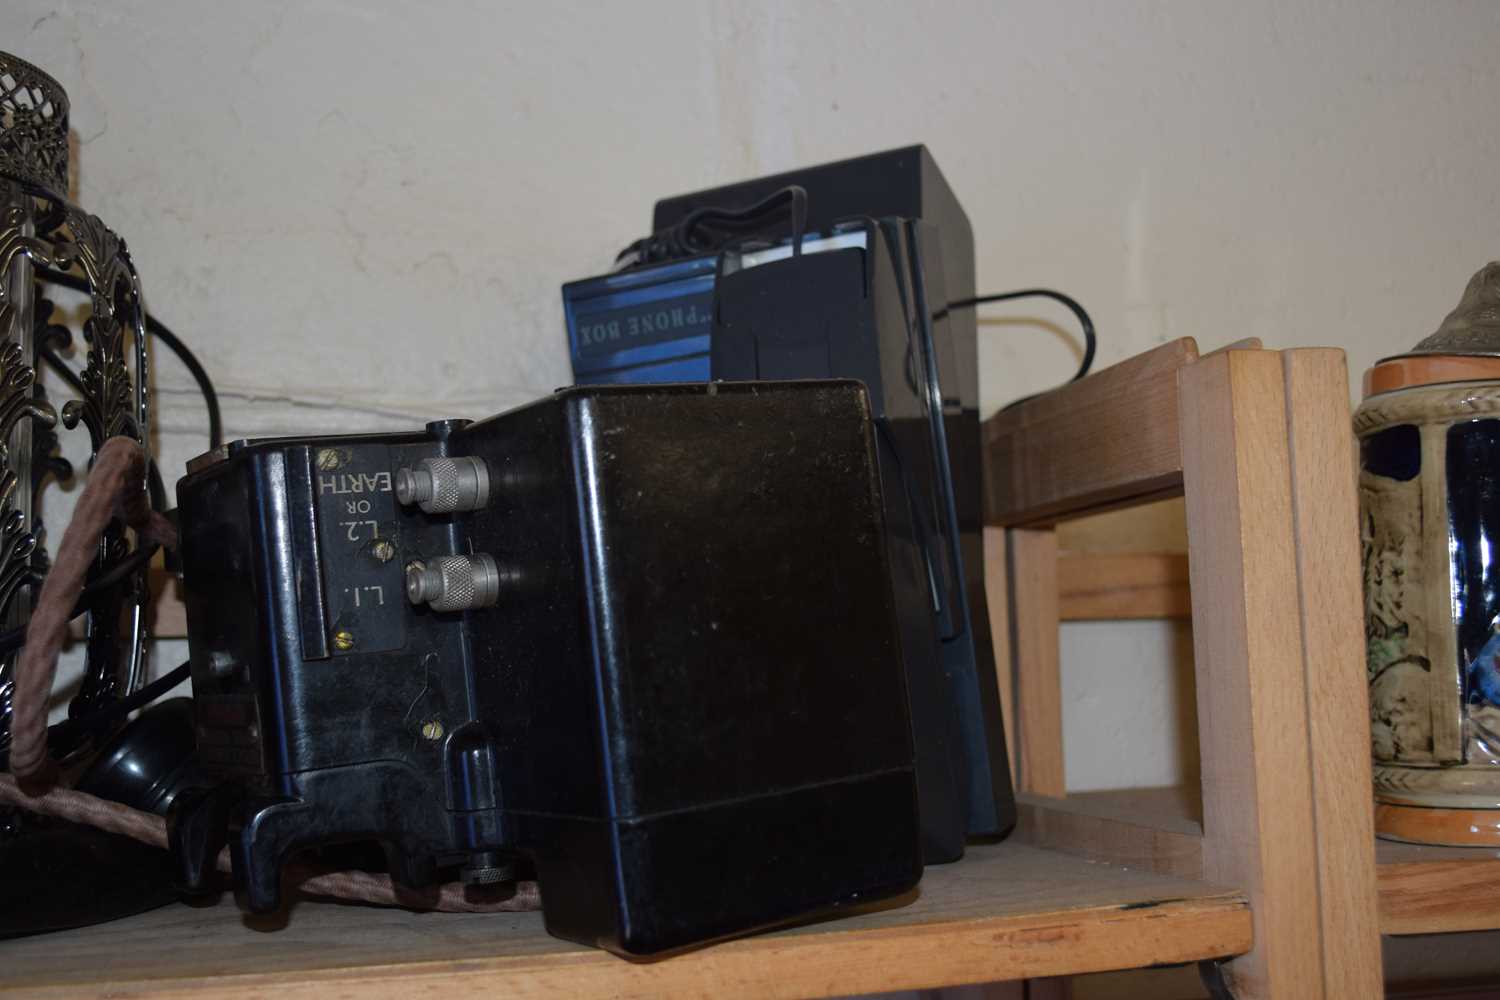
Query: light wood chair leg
xmin=1282 ymin=349 xmax=1383 ymax=998
xmin=987 ymin=529 xmax=1074 ymax=1000
xmin=1180 ymin=350 xmax=1325 ymax=998
xmin=1006 ymin=526 xmax=1065 ymax=797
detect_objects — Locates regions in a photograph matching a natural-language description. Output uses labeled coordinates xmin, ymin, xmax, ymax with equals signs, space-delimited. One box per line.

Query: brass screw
xmin=316 ymin=448 xmax=342 ymax=471
xmin=421 ymin=719 xmax=444 ymax=741
xmin=372 ymin=539 xmax=396 ymax=563
xmin=332 ymin=629 xmax=355 ymax=652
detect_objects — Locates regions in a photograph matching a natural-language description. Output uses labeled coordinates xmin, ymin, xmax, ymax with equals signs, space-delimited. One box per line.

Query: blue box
xmin=562 ymin=256 xmax=717 ymax=384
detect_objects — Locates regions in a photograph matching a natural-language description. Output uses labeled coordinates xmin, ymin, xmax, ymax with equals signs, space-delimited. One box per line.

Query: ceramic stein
xmin=1358 ymin=262 xmax=1500 ymax=845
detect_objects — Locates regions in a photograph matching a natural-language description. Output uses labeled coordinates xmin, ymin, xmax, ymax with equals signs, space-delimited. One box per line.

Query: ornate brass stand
xmin=0 ymin=51 xmax=149 ymax=750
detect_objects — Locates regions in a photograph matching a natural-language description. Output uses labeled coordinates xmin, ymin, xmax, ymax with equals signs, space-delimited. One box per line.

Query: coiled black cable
xmin=45 ymin=660 xmax=191 ymax=750
xmin=615 ymin=185 xmax=808 ymax=270
xmin=939 ymin=288 xmax=1097 ymax=386
xmin=33 ymin=265 xmax=223 ymax=451
xmin=0 ymin=542 xmax=161 ymax=657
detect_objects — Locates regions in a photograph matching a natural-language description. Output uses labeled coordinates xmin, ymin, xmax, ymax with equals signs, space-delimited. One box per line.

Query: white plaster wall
xmin=5 ymin=1 xmax=1499 ymax=781
xmin=1061 ymin=620 xmax=1199 ymax=792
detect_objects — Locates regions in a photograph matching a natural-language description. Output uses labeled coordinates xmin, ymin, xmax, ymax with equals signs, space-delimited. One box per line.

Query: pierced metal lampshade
xmin=0 ymin=51 xmax=150 ymax=751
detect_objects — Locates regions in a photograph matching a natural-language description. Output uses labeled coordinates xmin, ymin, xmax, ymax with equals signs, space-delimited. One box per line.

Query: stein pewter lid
xmin=1366 ymin=262 xmax=1500 ymax=397
xmin=1407 ymin=262 xmax=1500 ymax=357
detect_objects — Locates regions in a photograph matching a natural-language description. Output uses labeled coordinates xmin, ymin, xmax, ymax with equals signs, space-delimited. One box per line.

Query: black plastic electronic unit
xmin=0 ymin=699 xmax=202 ymax=938
xmin=708 ymin=186 xmax=1017 ymax=861
xmin=168 ymin=380 xmax=922 ymax=956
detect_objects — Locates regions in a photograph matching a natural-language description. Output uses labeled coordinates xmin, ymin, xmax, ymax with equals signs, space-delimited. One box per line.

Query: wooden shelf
xmin=1017 ymin=787 xmax=1206 ymax=881
xmin=3 ymin=843 xmax=1249 ymax=999
xmin=1377 ymin=839 xmax=1500 ymax=936
xmin=1017 ymin=784 xmax=1500 ymax=940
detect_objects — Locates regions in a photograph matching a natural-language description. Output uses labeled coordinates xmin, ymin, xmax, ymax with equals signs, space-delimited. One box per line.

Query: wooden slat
xmin=1 ymin=843 xmax=1251 ymax=999
xmin=1055 ymin=498 xmax=1188 ymax=556
xmin=1281 ymin=349 xmax=1383 ymax=998
xmin=1007 ymin=527 xmax=1065 ymax=797
xmin=1016 ymin=788 xmax=1205 ymax=880
xmin=982 ymin=338 xmax=1199 ymax=526
xmin=1057 ymin=552 xmax=1190 ymax=620
xmin=1203 ymin=337 xmax=1264 ymax=356
xmin=1180 ymin=349 xmax=1325 ymax=999
xmin=1376 ymin=841 xmax=1500 ymax=935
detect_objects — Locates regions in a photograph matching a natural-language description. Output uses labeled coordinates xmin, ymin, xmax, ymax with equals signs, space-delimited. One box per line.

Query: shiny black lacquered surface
xmin=1 ymin=699 xmax=201 ymax=937
xmin=172 ymin=381 xmax=922 ymax=956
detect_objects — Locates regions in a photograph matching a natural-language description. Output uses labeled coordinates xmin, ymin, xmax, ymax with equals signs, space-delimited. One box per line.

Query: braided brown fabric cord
xmin=4 ymin=437 xmax=542 ymax=914
xmin=296 ymin=869 xmax=542 ymax=912
xmin=9 ymin=437 xmax=150 ymax=786
xmin=0 ymin=773 xmax=540 ymax=912
xmin=0 ymin=771 xmax=172 ymax=848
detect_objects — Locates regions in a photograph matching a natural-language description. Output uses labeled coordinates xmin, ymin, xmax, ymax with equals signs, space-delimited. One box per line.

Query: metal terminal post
xmin=394 ymin=456 xmax=490 ymax=514
xmin=405 ymin=553 xmax=501 ymax=612
xmin=461 ymin=850 xmax=516 ymax=887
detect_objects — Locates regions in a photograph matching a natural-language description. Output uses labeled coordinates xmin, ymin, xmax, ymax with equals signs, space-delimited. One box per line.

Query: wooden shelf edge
xmin=7 ymin=843 xmax=1250 ymax=1000
xmin=1377 ymin=839 xmax=1500 ymax=935
xmin=7 ymin=896 xmax=1251 ymax=1000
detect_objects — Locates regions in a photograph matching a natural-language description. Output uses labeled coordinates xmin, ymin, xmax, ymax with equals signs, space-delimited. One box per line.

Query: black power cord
xmin=939 ymin=287 xmax=1097 ymax=387
xmin=0 ymin=542 xmax=161 ymax=657
xmin=615 ymin=185 xmax=808 ymax=270
xmin=45 ymin=661 xmax=191 ymax=750
xmin=33 ymin=265 xmax=223 ymax=451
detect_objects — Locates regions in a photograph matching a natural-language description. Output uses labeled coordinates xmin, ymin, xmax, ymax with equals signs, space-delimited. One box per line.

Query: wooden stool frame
xmin=982 ymin=341 xmax=1382 ymax=998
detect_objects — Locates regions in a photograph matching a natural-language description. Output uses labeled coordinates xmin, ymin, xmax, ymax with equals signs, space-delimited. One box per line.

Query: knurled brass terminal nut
xmin=462 ymin=859 xmax=516 ymax=886
xmin=394 ymin=456 xmax=491 ymax=514
xmin=405 ymin=553 xmax=501 ymax=612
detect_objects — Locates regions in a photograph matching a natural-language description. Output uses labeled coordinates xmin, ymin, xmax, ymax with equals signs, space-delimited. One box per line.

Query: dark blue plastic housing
xmin=562 ymin=256 xmax=717 ymax=384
